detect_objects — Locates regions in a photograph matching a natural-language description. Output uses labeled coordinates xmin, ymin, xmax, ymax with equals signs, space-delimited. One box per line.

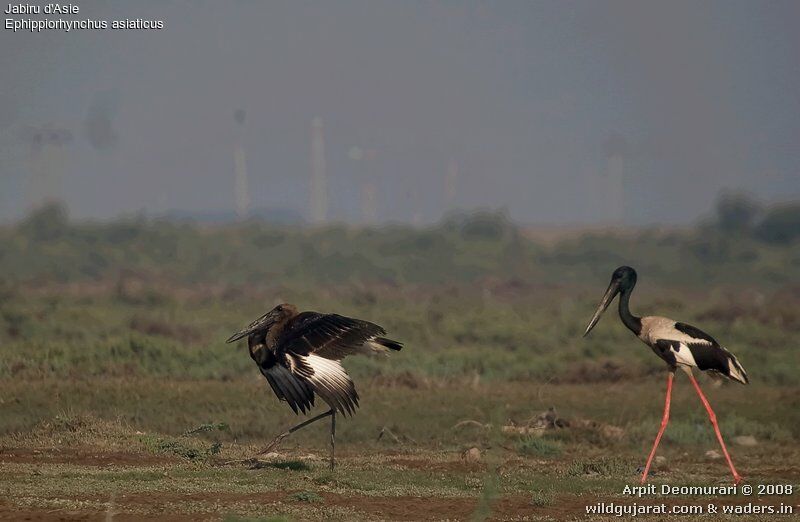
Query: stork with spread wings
xmin=226 ymin=303 xmax=402 ymax=469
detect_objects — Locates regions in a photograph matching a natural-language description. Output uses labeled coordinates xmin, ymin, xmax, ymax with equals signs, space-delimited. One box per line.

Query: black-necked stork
xmin=583 ymin=266 xmax=748 ymax=484
xmin=226 ymin=303 xmax=402 ymax=469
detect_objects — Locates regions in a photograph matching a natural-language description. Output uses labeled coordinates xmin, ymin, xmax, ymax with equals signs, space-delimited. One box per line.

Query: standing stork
xmin=583 ymin=267 xmax=747 ymax=484
xmin=227 ymin=303 xmax=402 ymax=469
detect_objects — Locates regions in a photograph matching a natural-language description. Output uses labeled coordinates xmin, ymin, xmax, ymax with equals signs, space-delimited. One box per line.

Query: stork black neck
xmin=618 ymin=286 xmax=642 ymax=336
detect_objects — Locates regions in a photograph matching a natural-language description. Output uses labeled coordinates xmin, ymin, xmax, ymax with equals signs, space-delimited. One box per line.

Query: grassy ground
xmin=1 ymin=214 xmax=799 ymax=519
xmin=1 ymin=381 xmax=798 ymax=520
xmin=2 ymin=280 xmax=799 ymax=385
xmin=1 ymin=282 xmax=799 ymax=520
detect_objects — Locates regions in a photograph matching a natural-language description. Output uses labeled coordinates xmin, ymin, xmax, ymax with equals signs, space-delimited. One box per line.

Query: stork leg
xmin=641 ymin=371 xmax=674 ymax=484
xmin=686 ymin=372 xmax=742 ymax=484
xmin=256 ymin=408 xmax=334 ymax=456
xmin=329 ymin=410 xmax=336 ymax=470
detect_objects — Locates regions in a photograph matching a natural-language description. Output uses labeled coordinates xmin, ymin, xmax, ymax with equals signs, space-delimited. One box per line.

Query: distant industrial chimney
xmin=349 ymin=145 xmax=379 ymax=225
xmin=444 ymin=157 xmax=459 ymax=212
xmin=310 ymin=117 xmax=328 ymax=224
xmin=604 ymin=134 xmax=628 ymax=225
xmin=233 ymin=109 xmax=250 ymax=220
xmin=20 ymin=125 xmax=72 ymax=210
xmin=85 ymin=90 xmax=119 ymax=152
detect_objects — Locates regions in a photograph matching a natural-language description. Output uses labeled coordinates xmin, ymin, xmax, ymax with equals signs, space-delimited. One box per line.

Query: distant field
xmin=1 ymin=279 xmax=798 ymax=386
xmin=2 ymin=205 xmax=800 ymax=287
xmin=1 ymin=213 xmax=799 ymax=519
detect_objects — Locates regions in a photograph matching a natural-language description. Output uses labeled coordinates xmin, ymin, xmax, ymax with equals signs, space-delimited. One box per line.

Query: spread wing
xmin=277 ymin=312 xmax=388 ymax=360
xmin=250 ymin=342 xmax=316 ymax=415
xmin=260 ymin=362 xmax=316 ymax=415
xmin=249 ymin=313 xmax=371 ymax=416
xmin=289 ymin=354 xmax=359 ymax=415
xmin=247 ymin=311 xmax=399 ymax=416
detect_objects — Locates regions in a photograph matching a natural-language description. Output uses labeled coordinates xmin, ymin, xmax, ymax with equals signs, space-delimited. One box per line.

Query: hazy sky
xmin=1 ymin=1 xmax=798 ymax=225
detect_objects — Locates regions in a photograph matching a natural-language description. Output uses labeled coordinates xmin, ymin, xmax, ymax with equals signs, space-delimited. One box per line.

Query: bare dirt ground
xmin=2 ymin=443 xmax=798 ymax=521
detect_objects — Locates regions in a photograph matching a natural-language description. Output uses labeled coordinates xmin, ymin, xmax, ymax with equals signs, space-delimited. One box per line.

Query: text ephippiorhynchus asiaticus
xmin=583 ymin=266 xmax=748 ymax=485
xmin=226 ymin=303 xmax=402 ymax=469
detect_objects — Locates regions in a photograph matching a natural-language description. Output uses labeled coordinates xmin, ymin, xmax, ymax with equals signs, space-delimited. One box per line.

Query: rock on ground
xmin=462 ymin=447 xmax=481 ymax=463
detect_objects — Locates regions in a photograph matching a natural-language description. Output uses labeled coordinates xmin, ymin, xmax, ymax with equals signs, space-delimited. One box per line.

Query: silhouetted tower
xmin=310 ymin=117 xmax=328 ymax=224
xmin=19 ymin=125 xmax=72 ymax=210
xmin=444 ymin=157 xmax=459 ymax=212
xmin=349 ymin=146 xmax=379 ymax=225
xmin=362 ymin=181 xmax=377 ymax=224
xmin=85 ymin=90 xmax=120 ymax=152
xmin=604 ymin=134 xmax=628 ymax=225
xmin=233 ymin=109 xmax=250 ymax=220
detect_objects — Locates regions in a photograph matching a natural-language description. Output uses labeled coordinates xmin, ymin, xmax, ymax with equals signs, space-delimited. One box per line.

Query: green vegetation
xmin=567 ymin=456 xmax=634 ymax=477
xmin=2 ymin=202 xmax=799 ymax=287
xmin=266 ymin=461 xmax=313 ymax=472
xmin=515 ymin=436 xmax=563 ymax=458
xmin=0 ymin=206 xmax=798 ymax=519
xmin=140 ymin=434 xmax=219 ymax=460
xmin=1 ymin=266 xmax=798 ymax=386
xmin=528 ymin=489 xmax=554 ymax=508
xmin=290 ymin=491 xmax=324 ymax=503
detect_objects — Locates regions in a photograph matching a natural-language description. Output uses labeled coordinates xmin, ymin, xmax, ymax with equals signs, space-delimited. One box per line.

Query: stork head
xmin=226 ymin=303 xmax=298 ymax=343
xmin=583 ymin=266 xmax=637 ymax=337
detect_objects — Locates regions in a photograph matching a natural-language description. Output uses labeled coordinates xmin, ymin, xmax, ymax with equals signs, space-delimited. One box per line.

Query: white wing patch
xmin=671 ymin=342 xmax=698 ymax=368
xmin=306 ymin=355 xmax=351 ymax=387
xmin=302 ymin=354 xmax=359 ymax=415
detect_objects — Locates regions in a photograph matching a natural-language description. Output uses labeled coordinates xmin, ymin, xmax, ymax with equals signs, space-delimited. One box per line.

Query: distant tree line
xmin=1 ymin=201 xmax=798 ymax=287
xmin=714 ymin=192 xmax=800 ymax=244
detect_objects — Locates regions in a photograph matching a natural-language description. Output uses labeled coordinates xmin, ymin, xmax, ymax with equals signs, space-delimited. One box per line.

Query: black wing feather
xmin=260 ymin=364 xmax=315 ymax=414
xmin=246 ymin=310 xmax=394 ymax=416
xmin=684 ymin=342 xmax=749 ymax=384
xmin=278 ymin=312 xmax=386 ymax=360
xmin=674 ymin=322 xmax=719 ymax=345
xmin=684 ymin=342 xmax=730 ymax=374
xmin=669 ymin=322 xmax=748 ymax=384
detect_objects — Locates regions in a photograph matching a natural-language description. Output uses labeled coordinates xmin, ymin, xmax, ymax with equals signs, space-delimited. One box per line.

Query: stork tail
xmin=725 ymin=351 xmax=748 ymax=385
xmin=374 ymin=337 xmax=403 ymax=351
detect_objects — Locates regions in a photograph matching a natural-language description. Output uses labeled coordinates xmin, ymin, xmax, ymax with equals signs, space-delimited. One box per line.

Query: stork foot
xmin=256 ymin=433 xmax=288 ymax=456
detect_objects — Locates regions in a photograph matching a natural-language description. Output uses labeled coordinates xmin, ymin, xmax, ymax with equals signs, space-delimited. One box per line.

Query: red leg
xmin=687 ymin=372 xmax=742 ymax=484
xmin=641 ymin=372 xmax=674 ymax=484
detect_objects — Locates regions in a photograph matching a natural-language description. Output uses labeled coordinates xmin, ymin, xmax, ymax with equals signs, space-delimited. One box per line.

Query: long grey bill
xmin=226 ymin=329 xmax=252 ymax=343
xmin=583 ymin=280 xmax=620 ymax=337
xmin=226 ymin=313 xmax=273 ymax=343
